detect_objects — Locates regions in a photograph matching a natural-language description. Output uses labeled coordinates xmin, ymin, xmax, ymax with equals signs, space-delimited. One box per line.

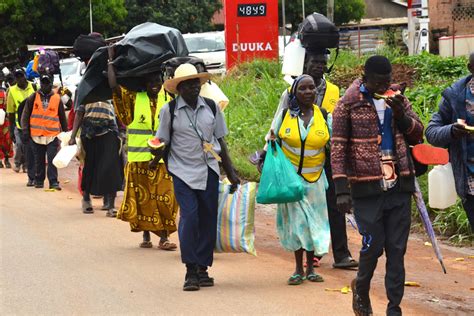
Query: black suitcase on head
xmin=298 ymin=13 xmax=340 ymax=49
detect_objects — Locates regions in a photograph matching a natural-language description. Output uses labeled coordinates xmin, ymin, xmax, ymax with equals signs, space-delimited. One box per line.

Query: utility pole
xmin=327 ymin=0 xmax=334 ymax=22
xmin=89 ymin=0 xmax=93 ymax=33
xmin=282 ymin=0 xmax=287 ymax=48
xmin=302 ymin=0 xmax=306 ymax=20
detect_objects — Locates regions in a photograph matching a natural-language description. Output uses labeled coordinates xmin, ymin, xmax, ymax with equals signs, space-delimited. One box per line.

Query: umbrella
xmin=413 ymin=178 xmax=447 ymax=274
xmin=75 ymin=22 xmax=188 ymax=107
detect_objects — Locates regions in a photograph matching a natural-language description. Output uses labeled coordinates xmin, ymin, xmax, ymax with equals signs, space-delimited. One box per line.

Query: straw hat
xmin=163 ymin=63 xmax=210 ymax=94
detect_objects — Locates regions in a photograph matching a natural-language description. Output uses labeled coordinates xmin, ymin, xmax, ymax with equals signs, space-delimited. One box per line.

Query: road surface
xmin=1 ymin=162 xmax=473 ymax=315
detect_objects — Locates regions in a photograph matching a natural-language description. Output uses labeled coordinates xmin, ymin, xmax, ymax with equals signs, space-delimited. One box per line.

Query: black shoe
xmin=35 ymin=183 xmax=44 ymax=189
xmin=0 ymin=161 xmax=3 ymax=168
xmin=198 ymin=268 xmax=214 ymax=287
xmin=22 ymin=165 xmax=27 ymax=173
xmin=27 ymin=179 xmax=35 ymax=187
xmin=4 ymin=160 xmax=11 ymax=168
xmin=50 ymin=183 xmax=62 ymax=191
xmin=351 ymin=279 xmax=373 ymax=316
xmin=183 ymin=265 xmax=200 ymax=291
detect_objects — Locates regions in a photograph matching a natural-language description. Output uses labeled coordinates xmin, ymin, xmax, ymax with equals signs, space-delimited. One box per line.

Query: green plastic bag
xmin=256 ymin=141 xmax=304 ymax=204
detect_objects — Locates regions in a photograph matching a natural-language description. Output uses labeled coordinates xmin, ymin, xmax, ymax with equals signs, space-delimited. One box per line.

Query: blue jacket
xmin=425 ymin=75 xmax=472 ymax=199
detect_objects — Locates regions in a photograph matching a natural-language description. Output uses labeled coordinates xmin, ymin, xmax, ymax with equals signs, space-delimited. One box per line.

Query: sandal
xmin=287 ymin=274 xmax=305 ymax=285
xmin=306 ymin=273 xmax=324 ymax=282
xmin=333 ymin=256 xmax=359 ymax=269
xmin=139 ymin=241 xmax=153 ymax=248
xmin=158 ymin=240 xmax=177 ymax=251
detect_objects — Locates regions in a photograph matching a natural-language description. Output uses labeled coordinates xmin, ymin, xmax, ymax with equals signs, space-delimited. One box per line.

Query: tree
xmin=279 ymin=0 xmax=365 ymax=32
xmin=0 ymin=0 xmax=127 ymax=60
xmin=123 ymin=0 xmax=222 ymax=34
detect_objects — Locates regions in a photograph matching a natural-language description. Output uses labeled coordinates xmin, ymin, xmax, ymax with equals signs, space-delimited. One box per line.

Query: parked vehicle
xmin=183 ymin=31 xmax=226 ymax=74
xmin=53 ymin=57 xmax=85 ymax=96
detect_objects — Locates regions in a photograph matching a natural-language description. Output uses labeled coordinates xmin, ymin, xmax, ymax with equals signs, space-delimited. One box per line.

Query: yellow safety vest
xmin=321 ymin=80 xmax=339 ymax=113
xmin=127 ymin=91 xmax=166 ymax=162
xmin=8 ymin=83 xmax=35 ymax=128
xmin=278 ymin=105 xmax=329 ymax=183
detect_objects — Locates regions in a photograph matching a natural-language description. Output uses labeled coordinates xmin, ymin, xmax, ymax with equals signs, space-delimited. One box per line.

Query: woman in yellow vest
xmin=265 ymin=74 xmax=331 ymax=285
xmin=108 ymin=47 xmax=178 ymax=250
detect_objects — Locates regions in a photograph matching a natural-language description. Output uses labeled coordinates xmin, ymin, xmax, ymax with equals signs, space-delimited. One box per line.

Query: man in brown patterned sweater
xmin=331 ymin=56 xmax=423 ymax=316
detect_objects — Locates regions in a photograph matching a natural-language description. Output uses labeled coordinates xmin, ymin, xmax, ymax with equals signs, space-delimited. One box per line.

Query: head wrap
xmin=288 ymin=74 xmax=312 ymax=117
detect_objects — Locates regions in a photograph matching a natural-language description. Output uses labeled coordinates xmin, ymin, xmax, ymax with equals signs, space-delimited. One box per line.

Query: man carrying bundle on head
xmin=331 ymin=56 xmax=423 ymax=316
xmin=262 ymin=47 xmax=357 ymax=270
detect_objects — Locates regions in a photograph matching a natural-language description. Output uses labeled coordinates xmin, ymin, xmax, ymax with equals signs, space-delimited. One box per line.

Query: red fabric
xmin=0 ymin=89 xmax=13 ymax=159
xmin=67 ymin=106 xmax=75 ymax=131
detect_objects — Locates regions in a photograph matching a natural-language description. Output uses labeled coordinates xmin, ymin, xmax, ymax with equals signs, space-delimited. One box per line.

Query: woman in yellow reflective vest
xmin=108 ymin=47 xmax=178 ymax=250
xmin=263 ymin=74 xmax=331 ymax=285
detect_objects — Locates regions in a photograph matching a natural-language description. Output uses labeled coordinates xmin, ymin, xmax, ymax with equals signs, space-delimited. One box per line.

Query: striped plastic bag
xmin=215 ymin=181 xmax=257 ymax=256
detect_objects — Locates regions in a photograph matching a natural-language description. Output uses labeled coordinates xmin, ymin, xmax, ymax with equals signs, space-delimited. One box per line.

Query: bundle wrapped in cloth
xmin=75 ymin=22 xmax=188 ymax=107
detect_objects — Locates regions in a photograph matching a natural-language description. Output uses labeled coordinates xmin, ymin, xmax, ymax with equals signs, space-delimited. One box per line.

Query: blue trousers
xmin=172 ymin=169 xmax=219 ymax=268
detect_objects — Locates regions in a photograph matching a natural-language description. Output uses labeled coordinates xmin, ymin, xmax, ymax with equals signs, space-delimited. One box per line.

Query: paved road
xmin=1 ymin=164 xmax=473 ymax=315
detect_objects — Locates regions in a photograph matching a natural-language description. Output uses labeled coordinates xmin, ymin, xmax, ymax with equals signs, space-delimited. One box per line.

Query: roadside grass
xmin=218 ymin=50 xmax=472 ymax=244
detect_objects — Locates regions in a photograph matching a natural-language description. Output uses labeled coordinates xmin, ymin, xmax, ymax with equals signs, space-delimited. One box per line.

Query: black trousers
xmin=353 ymin=188 xmax=411 ymax=316
xmin=325 ymin=163 xmax=352 ymax=262
xmin=31 ymin=138 xmax=59 ymax=185
xmin=461 ymin=195 xmax=474 ymax=232
xmin=172 ymin=169 xmax=219 ymax=268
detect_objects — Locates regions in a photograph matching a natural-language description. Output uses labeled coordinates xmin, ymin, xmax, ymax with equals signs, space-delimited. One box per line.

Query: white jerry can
xmin=428 ymin=163 xmax=458 ymax=209
xmin=53 ymin=144 xmax=78 ymax=169
xmin=0 ymin=108 xmax=5 ymax=125
xmin=200 ymin=81 xmax=229 ymax=111
xmin=281 ymin=38 xmax=306 ymax=77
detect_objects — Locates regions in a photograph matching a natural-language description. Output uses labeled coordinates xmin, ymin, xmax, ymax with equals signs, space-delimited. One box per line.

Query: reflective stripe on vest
xmin=278 ymin=105 xmax=329 ymax=183
xmin=126 ymin=91 xmax=166 ymax=162
xmin=320 ymin=81 xmax=339 ymax=113
xmin=30 ymin=93 xmax=61 ymax=137
xmin=8 ymin=83 xmax=35 ymax=128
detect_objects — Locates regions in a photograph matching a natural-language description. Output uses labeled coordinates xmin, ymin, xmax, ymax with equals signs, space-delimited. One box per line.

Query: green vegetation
xmin=219 ymin=49 xmax=472 ymax=244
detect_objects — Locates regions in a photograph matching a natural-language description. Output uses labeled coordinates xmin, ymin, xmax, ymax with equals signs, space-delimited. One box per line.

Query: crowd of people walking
xmin=1 ymin=31 xmax=473 ymax=316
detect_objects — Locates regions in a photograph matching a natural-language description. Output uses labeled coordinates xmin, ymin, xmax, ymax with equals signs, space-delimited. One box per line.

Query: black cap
xmin=14 ymin=68 xmax=26 ymax=77
xmin=40 ymin=74 xmax=53 ymax=83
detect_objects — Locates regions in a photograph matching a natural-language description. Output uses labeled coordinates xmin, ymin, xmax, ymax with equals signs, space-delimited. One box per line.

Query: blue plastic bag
xmin=256 ymin=141 xmax=304 ymax=204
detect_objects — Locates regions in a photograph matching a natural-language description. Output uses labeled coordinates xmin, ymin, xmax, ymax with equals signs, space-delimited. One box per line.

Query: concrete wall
xmin=364 ymin=0 xmax=407 ymax=18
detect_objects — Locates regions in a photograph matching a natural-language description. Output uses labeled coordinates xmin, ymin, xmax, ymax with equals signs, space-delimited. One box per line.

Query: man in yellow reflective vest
xmin=108 ymin=46 xmax=178 ymax=251
xmin=269 ymin=49 xmax=358 ymax=270
xmin=6 ymin=68 xmax=36 ymax=179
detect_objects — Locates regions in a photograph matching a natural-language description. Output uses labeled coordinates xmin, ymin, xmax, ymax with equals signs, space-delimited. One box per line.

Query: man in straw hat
xmin=156 ymin=63 xmax=240 ymax=291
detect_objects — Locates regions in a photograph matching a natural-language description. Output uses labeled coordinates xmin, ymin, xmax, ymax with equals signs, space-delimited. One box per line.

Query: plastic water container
xmin=0 ymin=109 xmax=5 ymax=125
xmin=428 ymin=163 xmax=458 ymax=209
xmin=53 ymin=145 xmax=78 ymax=169
xmin=200 ymin=81 xmax=229 ymax=111
xmin=57 ymin=131 xmax=72 ymax=147
xmin=282 ymin=38 xmax=306 ymax=76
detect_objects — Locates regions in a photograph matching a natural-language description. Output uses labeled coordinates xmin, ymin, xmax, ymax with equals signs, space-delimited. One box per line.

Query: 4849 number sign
xmin=237 ymin=3 xmax=266 ymax=17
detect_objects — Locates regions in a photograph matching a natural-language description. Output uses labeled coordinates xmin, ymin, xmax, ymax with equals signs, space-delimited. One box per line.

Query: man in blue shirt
xmin=426 ymin=52 xmax=474 ymax=231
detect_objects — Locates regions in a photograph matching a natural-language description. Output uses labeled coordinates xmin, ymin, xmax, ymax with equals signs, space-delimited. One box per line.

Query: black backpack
xmin=298 ymin=13 xmax=340 ymax=49
xmin=73 ymin=34 xmax=107 ymax=62
xmin=163 ymin=97 xmax=217 ymax=167
xmin=162 ymin=56 xmax=207 ymax=79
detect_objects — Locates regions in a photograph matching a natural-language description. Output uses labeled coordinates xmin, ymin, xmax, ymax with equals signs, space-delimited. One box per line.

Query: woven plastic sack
xmin=216 ymin=181 xmax=257 ymax=256
xmin=256 ymin=141 xmax=304 ymax=204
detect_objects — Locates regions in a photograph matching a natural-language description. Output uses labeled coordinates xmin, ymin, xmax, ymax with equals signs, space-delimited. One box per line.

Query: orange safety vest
xmin=30 ymin=93 xmax=61 ymax=137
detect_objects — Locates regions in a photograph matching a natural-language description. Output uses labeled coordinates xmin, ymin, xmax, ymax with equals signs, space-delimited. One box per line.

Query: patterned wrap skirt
xmin=118 ymin=161 xmax=178 ymax=234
